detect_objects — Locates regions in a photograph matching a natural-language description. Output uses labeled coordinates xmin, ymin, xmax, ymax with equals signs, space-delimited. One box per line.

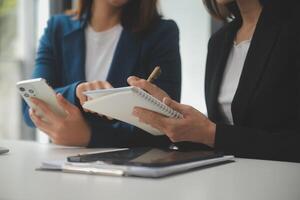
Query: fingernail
xmin=57 ymin=94 xmax=65 ymax=101
xmin=163 ymin=97 xmax=171 ymax=105
xmin=128 ymin=76 xmax=139 ymax=82
xmin=127 ymin=77 xmax=133 ymax=84
xmin=29 ymin=108 xmax=36 ymax=116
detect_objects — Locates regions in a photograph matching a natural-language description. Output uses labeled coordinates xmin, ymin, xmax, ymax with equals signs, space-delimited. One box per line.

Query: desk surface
xmin=0 ymin=140 xmax=300 ymax=200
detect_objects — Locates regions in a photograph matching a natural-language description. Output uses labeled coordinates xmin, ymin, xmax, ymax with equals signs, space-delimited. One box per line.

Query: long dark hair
xmin=202 ymin=0 xmax=268 ymax=21
xmin=75 ymin=0 xmax=160 ymax=33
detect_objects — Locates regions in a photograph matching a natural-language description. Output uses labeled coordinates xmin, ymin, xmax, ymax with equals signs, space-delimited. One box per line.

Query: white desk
xmin=0 ymin=140 xmax=300 ymax=200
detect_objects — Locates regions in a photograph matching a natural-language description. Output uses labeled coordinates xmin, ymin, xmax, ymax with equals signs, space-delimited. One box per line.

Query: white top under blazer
xmin=218 ymin=39 xmax=251 ymax=125
xmin=85 ymin=24 xmax=123 ymax=82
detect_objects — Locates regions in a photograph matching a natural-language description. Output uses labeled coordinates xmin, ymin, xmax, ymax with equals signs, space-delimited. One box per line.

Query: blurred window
xmin=0 ymin=0 xmax=21 ymax=139
xmin=0 ymin=0 xmax=49 ymax=140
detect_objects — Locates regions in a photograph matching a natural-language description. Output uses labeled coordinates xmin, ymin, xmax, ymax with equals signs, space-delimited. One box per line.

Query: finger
xmin=89 ymin=82 xmax=98 ymax=90
xmin=82 ymin=108 xmax=97 ymax=114
xmin=128 ymin=76 xmax=169 ymax=101
xmin=93 ymin=81 xmax=113 ymax=90
xmin=56 ymin=93 xmax=78 ymax=115
xmin=128 ymin=76 xmax=148 ymax=90
xmin=132 ymin=107 xmax=169 ymax=131
xmin=133 ymin=106 xmax=184 ymax=142
xmin=83 ymin=81 xmax=114 ymax=113
xmin=128 ymin=77 xmax=158 ymax=95
xmin=102 ymin=81 xmax=113 ymax=89
xmin=84 ymin=83 xmax=96 ymax=108
xmin=30 ymin=97 xmax=61 ymax=122
xmin=94 ymin=82 xmax=104 ymax=91
xmin=105 ymin=116 xmax=114 ymax=120
xmin=76 ymin=83 xmax=89 ymax=105
xmin=98 ymin=113 xmax=114 ymax=120
xmin=29 ymin=109 xmax=53 ymax=134
xmin=79 ymin=83 xmax=97 ymax=112
xmin=163 ymin=97 xmax=188 ymax=114
xmin=127 ymin=76 xmax=141 ymax=84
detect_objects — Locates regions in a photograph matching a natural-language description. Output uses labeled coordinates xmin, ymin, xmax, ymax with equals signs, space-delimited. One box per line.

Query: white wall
xmin=160 ymin=0 xmax=211 ymax=113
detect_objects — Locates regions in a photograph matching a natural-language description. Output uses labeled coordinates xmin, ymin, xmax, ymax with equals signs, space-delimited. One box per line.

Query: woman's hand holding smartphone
xmin=17 ymin=78 xmax=91 ymax=147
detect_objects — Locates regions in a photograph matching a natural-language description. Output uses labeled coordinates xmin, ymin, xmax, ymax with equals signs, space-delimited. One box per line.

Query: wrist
xmin=206 ymin=121 xmax=216 ymax=148
xmin=82 ymin=124 xmax=92 ymax=147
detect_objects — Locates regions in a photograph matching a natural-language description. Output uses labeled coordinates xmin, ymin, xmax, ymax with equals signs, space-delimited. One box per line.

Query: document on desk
xmin=39 ymin=156 xmax=234 ymax=178
xmin=38 ymin=148 xmax=234 ymax=178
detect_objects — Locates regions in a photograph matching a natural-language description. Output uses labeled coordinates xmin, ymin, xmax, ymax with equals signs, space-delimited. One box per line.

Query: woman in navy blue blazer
xmin=25 ymin=0 xmax=181 ymax=147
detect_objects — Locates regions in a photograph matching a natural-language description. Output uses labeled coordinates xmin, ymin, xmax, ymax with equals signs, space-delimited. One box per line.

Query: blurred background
xmin=0 ymin=0 xmax=221 ymax=142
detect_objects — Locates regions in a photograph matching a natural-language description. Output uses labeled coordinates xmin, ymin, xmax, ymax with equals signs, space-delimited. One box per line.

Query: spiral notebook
xmin=83 ymin=86 xmax=183 ymax=136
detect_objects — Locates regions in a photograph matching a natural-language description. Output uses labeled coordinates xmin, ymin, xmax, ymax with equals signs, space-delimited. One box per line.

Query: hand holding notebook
xmin=83 ymin=86 xmax=182 ymax=136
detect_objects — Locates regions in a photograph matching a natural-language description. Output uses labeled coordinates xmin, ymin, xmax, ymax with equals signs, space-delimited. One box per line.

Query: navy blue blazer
xmin=23 ymin=14 xmax=181 ymax=148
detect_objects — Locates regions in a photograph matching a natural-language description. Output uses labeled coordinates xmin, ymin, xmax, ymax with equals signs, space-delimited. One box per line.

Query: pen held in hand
xmin=147 ymin=66 xmax=161 ymax=83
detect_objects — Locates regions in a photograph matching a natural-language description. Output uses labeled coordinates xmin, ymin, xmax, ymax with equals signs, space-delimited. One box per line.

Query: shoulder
xmin=208 ymin=20 xmax=237 ymax=49
xmin=263 ymin=1 xmax=300 ymax=44
xmin=142 ymin=18 xmax=180 ymax=42
xmin=45 ymin=14 xmax=82 ymax=35
xmin=282 ymin=2 xmax=300 ymax=30
xmin=152 ymin=18 xmax=179 ymax=33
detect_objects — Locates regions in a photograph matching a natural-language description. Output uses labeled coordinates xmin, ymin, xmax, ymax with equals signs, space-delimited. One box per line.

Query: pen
xmin=147 ymin=66 xmax=161 ymax=83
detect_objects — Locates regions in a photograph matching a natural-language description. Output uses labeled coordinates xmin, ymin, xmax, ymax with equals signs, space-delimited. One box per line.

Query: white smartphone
xmin=17 ymin=78 xmax=66 ymax=119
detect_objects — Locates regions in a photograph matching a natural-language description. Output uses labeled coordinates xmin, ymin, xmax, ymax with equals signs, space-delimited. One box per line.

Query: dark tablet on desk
xmin=67 ymin=147 xmax=224 ymax=167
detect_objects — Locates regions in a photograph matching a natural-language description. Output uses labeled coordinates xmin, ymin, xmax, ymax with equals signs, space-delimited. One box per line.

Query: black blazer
xmin=205 ymin=1 xmax=300 ymax=162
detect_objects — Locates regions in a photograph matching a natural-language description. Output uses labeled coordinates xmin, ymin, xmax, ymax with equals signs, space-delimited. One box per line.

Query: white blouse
xmin=218 ymin=40 xmax=251 ymax=125
xmin=85 ymin=24 xmax=123 ymax=82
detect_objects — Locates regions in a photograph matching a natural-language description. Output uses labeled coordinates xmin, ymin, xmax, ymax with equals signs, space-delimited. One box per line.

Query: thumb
xmin=56 ymin=93 xmax=77 ymax=114
xmin=163 ymin=97 xmax=186 ymax=114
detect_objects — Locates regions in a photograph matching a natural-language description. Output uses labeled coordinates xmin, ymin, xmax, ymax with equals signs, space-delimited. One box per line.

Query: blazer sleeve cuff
xmin=55 ymin=81 xmax=84 ymax=107
xmin=214 ymin=124 xmax=266 ymax=157
xmin=214 ymin=123 xmax=240 ymax=154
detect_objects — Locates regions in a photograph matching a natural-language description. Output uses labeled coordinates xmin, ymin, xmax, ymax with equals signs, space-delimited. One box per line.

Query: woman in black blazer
xmin=128 ymin=0 xmax=300 ymax=162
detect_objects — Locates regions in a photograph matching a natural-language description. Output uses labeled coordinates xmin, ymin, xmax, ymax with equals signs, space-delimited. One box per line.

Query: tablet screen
xmin=67 ymin=148 xmax=223 ymax=167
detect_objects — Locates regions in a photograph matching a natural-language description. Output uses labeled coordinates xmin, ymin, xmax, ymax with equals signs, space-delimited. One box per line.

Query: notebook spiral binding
xmin=132 ymin=87 xmax=183 ymax=119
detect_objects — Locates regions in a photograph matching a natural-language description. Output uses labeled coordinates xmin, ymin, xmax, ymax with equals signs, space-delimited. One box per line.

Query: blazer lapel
xmin=231 ymin=6 xmax=283 ymax=125
xmin=62 ymin=19 xmax=86 ymax=84
xmin=106 ymin=29 xmax=140 ymax=87
xmin=208 ymin=20 xmax=241 ymax=122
